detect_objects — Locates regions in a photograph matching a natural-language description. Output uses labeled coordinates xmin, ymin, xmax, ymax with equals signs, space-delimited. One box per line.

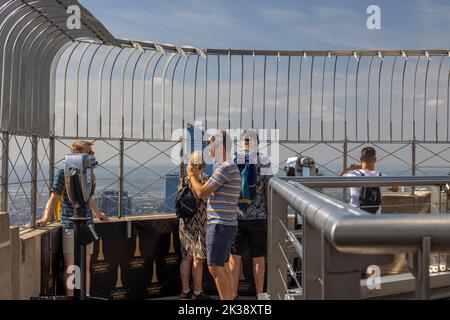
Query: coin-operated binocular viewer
xmin=65 ymin=154 xmax=99 ymax=300
xmin=284 ymin=156 xmax=318 ymax=177
xmin=284 ymin=155 xmax=319 ymax=267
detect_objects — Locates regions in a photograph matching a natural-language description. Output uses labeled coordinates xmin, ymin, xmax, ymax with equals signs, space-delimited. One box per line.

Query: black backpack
xmin=175 ymin=184 xmax=198 ymax=219
xmin=358 ymin=170 xmax=381 ymax=214
xmin=174 ymin=143 xmax=199 ymax=219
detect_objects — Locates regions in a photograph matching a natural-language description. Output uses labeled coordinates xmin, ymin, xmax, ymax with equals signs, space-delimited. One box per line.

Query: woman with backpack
xmin=178 ymin=151 xmax=210 ymax=300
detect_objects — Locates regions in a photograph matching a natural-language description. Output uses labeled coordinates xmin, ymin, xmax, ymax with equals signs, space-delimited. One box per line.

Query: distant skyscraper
xmin=164 ymin=173 xmax=179 ymax=213
xmin=186 ymin=122 xmax=205 ymax=154
xmin=164 ymin=123 xmax=215 ymax=215
xmin=187 ymin=122 xmax=213 ymax=176
xmin=96 ymin=190 xmax=133 ymax=216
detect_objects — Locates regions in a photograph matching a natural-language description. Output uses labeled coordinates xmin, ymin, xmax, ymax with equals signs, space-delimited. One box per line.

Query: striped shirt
xmin=204 ymin=161 xmax=241 ymax=226
xmin=52 ymin=168 xmax=94 ymax=229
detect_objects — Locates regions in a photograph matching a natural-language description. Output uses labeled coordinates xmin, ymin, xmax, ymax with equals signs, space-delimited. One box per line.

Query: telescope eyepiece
xmin=67 ymin=167 xmax=78 ymax=176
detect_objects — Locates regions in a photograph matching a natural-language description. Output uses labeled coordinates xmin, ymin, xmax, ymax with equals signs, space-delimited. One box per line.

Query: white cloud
xmin=426 ymin=98 xmax=444 ymax=108
xmin=258 ymin=7 xmax=307 ymax=24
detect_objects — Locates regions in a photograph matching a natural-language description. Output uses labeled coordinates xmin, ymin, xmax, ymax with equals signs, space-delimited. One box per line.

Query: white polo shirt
xmin=344 ymin=169 xmax=383 ymax=209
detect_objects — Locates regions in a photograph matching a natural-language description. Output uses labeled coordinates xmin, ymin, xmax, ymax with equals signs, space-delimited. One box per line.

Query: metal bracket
xmin=408 ymin=237 xmax=431 ymax=299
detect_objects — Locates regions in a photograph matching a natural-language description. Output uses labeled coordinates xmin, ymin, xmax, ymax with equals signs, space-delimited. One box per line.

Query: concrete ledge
xmin=97 ymin=214 xmax=177 ymax=223
xmin=10 ymin=226 xmax=19 ymax=299
xmin=19 ymin=222 xmax=60 ymax=240
xmin=0 ymin=216 xmax=61 ymax=300
xmin=382 ymin=191 xmax=431 ymax=214
xmin=19 ymin=233 xmax=41 ymax=299
xmin=0 ymin=213 xmax=11 ymax=299
xmin=18 ymin=223 xmax=61 ymax=299
xmin=361 ymin=272 xmax=450 ymax=299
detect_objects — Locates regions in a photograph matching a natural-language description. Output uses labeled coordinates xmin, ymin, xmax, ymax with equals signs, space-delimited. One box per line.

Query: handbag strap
xmin=179 ymin=143 xmax=185 ymax=188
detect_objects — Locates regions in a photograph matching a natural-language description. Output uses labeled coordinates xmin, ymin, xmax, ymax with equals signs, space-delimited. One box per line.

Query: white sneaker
xmin=257 ymin=293 xmax=269 ymax=300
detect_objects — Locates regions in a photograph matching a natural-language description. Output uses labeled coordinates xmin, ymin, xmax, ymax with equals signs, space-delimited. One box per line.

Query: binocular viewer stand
xmin=32 ymin=154 xmax=104 ymax=300
xmin=32 ymin=206 xmax=102 ymax=301
xmin=69 ymin=206 xmax=99 ymax=300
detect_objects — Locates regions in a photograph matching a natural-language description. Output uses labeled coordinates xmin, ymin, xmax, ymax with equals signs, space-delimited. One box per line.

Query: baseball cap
xmin=240 ymin=129 xmax=259 ymax=143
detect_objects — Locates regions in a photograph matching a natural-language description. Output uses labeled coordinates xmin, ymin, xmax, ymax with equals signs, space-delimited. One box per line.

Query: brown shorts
xmin=62 ymin=228 xmax=94 ymax=255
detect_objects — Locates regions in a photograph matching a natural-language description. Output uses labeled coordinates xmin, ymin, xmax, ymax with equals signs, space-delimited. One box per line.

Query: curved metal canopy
xmin=0 ymin=0 xmax=118 ymax=136
xmin=2 ymin=0 xmax=450 ymax=143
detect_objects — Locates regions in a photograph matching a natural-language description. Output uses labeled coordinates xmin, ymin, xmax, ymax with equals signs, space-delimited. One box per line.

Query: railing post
xmin=118 ymin=137 xmax=124 ymax=218
xmin=1 ymin=132 xmax=8 ymax=213
xmin=30 ymin=135 xmax=38 ymax=228
xmin=48 ymin=136 xmax=55 ymax=221
xmin=342 ymin=141 xmax=348 ymax=202
xmin=31 ymin=135 xmax=38 ymax=228
xmin=415 ymin=237 xmax=431 ymax=300
xmin=322 ymin=241 xmax=362 ymax=300
xmin=302 ymin=216 xmax=324 ymax=299
xmin=268 ymin=184 xmax=288 ymax=300
xmin=411 ymin=141 xmax=417 ymax=212
xmin=431 ymin=185 xmax=446 ymax=214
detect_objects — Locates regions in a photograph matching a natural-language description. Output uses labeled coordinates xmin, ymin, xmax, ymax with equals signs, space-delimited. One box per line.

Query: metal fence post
xmin=411 ymin=141 xmax=417 ymax=212
xmin=48 ymin=136 xmax=55 ymax=221
xmin=1 ymin=132 xmax=8 ymax=212
xmin=431 ymin=185 xmax=446 ymax=214
xmin=118 ymin=137 xmax=124 ymax=218
xmin=342 ymin=141 xmax=348 ymax=202
xmin=31 ymin=135 xmax=38 ymax=228
xmin=268 ymin=184 xmax=288 ymax=299
xmin=322 ymin=241 xmax=362 ymax=300
xmin=415 ymin=237 xmax=431 ymax=300
xmin=302 ymin=216 xmax=324 ymax=299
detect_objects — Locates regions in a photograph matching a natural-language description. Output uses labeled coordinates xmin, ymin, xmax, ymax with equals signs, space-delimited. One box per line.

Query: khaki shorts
xmin=62 ymin=228 xmax=94 ymax=255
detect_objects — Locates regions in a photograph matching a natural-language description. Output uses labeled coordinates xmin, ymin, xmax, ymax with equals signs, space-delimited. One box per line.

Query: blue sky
xmin=80 ymin=0 xmax=450 ymax=50
xmin=55 ymin=0 xmax=450 ymax=170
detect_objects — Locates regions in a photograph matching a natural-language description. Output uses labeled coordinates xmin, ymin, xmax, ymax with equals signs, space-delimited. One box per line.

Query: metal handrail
xmin=280 ymin=176 xmax=450 ymax=188
xmin=269 ymin=177 xmax=450 ymax=253
xmin=268 ymin=176 xmax=450 ymax=300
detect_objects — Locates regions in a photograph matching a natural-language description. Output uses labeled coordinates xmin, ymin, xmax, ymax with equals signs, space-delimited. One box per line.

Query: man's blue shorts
xmin=206 ymin=223 xmax=237 ymax=266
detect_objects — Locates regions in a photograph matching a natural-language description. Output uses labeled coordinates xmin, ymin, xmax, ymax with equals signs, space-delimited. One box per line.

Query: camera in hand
xmin=285 ymin=156 xmax=318 ymax=177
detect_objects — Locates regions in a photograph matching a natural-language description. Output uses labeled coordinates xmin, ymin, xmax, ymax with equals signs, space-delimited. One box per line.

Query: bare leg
xmin=229 ymin=255 xmax=242 ymax=299
xmin=253 ymin=256 xmax=265 ymax=296
xmin=180 ymin=256 xmax=193 ymax=293
xmin=63 ymin=253 xmax=74 ymax=297
xmin=224 ymin=262 xmax=234 ymax=297
xmin=208 ymin=265 xmax=233 ymax=300
xmin=192 ymin=257 xmax=204 ymax=293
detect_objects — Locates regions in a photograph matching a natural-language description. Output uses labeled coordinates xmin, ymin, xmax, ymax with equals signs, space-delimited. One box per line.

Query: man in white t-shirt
xmin=342 ymin=147 xmax=398 ymax=213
